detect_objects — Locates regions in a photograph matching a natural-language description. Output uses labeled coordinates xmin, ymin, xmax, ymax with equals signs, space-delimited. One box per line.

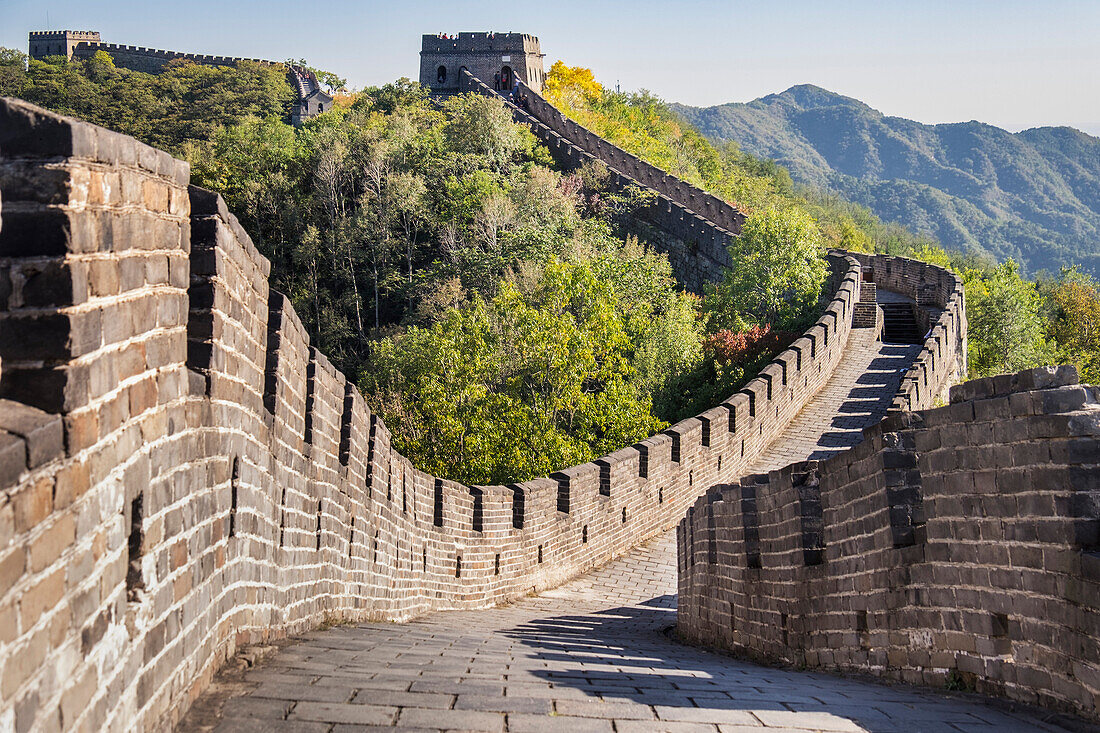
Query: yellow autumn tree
xmin=1049 ymin=268 xmax=1100 ymax=383
xmin=543 ymin=61 xmax=602 ymax=111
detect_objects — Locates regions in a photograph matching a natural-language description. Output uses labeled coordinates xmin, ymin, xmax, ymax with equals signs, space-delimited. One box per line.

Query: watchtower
xmin=28 ymin=30 xmax=101 ymax=60
xmin=420 ymin=32 xmax=545 ymax=94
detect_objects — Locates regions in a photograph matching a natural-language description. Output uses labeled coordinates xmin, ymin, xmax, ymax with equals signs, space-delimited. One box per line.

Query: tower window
xmin=437 ymin=65 xmax=447 ymax=84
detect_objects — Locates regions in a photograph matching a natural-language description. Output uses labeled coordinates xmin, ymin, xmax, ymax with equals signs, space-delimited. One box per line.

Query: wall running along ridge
xmin=69 ymin=42 xmax=276 ymax=74
xmin=0 ymin=94 xmax=964 ymax=732
xmin=678 ymin=365 xmax=1100 ymax=721
xmin=461 ymin=69 xmax=741 ymax=293
xmin=460 ymin=70 xmax=968 ymax=412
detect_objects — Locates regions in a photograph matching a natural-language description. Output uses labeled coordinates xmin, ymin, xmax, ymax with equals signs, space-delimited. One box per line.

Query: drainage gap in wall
xmin=229 ymin=456 xmax=239 ymax=539
xmin=422 ymin=547 xmax=427 ymax=571
xmin=402 ymin=474 xmax=408 ymax=514
xmin=658 ymin=487 xmax=664 ymax=504
xmin=348 ymin=517 xmax=355 ymax=560
xmin=455 ymin=555 xmax=462 ymax=578
xmin=315 ymin=500 xmax=323 ymax=551
xmin=494 ymin=553 xmax=501 ymax=575
xmin=582 ymin=525 xmax=588 ymax=544
xmin=689 ymin=470 xmax=693 ymax=486
xmin=991 ymin=612 xmax=1012 ymax=654
xmin=373 ymin=532 xmax=379 ymax=564
xmin=717 ymin=455 xmax=722 ymax=472
xmin=126 ymin=493 xmax=145 ymax=602
xmin=621 ymin=507 xmax=628 ymax=524
xmin=537 ymin=545 xmax=543 ymax=564
xmin=278 ymin=488 xmax=286 ymax=547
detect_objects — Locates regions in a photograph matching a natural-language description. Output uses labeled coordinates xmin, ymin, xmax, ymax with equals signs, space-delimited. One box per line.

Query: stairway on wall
xmin=880 ymin=302 xmax=924 ymax=344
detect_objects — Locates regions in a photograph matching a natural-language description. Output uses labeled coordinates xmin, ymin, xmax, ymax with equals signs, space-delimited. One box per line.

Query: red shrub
xmin=704 ymin=325 xmax=798 ymax=367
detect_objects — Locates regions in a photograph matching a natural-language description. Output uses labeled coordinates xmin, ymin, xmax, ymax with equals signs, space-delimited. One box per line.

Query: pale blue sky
xmin=3 ymin=0 xmax=1098 ymax=134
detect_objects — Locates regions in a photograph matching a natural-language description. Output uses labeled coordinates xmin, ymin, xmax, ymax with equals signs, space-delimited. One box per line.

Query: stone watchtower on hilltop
xmin=28 ymin=30 xmax=101 ymax=59
xmin=420 ymin=32 xmax=545 ymax=94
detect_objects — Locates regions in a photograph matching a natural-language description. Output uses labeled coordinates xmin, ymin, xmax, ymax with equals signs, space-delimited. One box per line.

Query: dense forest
xmin=1 ymin=50 xmax=1098 ymax=483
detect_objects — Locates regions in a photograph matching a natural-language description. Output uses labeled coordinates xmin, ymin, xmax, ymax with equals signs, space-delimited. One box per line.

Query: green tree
xmin=0 ymin=47 xmax=27 ymax=97
xmin=1047 ymin=267 xmax=1100 ymax=383
xmin=966 ymin=260 xmax=1054 ymax=377
xmin=705 ymin=207 xmax=828 ymax=332
xmin=363 ymin=257 xmax=668 ymax=484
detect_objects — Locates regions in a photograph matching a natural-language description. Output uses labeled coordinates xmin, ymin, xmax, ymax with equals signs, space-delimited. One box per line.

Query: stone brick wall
xmin=0 ymin=97 xmax=935 ymax=731
xmin=678 ymin=365 xmax=1100 ymax=721
xmin=422 ymin=33 xmax=545 ymax=94
xmin=69 ymin=42 xmax=275 ymax=73
xmin=462 ymin=70 xmax=737 ymax=293
xmin=850 ymin=253 xmax=968 ymax=412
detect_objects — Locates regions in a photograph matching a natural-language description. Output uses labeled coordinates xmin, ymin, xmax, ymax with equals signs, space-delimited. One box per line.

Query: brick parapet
xmin=461 ymin=70 xmax=737 ymax=293
xmin=0 ymin=97 xmax=964 ymax=731
xmin=850 ymin=253 xmax=967 ymax=411
xmin=678 ymin=364 xmax=1100 ymax=721
xmin=70 ymin=42 xmax=277 ymax=70
xmin=512 ymin=78 xmax=746 ymax=237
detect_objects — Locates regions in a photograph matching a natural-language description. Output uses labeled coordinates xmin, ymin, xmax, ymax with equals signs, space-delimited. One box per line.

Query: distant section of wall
xmin=0 ymin=98 xmax=913 ymax=732
xmin=850 ymin=253 xmax=968 ymax=411
xmin=514 ymin=79 xmax=746 ymax=234
xmin=26 ymin=31 xmax=328 ymax=125
xmin=461 ymin=69 xmax=738 ymax=292
xmin=678 ymin=365 xmax=1100 ymax=721
xmin=69 ymin=41 xmax=276 ymax=73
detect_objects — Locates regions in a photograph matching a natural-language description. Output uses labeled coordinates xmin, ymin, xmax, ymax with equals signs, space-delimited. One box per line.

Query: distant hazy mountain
xmin=672 ymin=85 xmax=1100 ymax=275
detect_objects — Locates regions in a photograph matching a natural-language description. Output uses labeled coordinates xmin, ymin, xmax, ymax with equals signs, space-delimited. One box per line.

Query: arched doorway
xmin=437 ymin=65 xmax=447 ymax=85
xmin=500 ymin=65 xmax=513 ymax=91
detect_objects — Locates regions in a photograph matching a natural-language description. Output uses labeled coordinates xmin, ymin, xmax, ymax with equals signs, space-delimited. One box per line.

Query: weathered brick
xmin=28 ymin=515 xmax=75 ymax=573
xmin=12 ymin=478 xmax=52 ymax=534
xmin=19 ymin=567 xmax=64 ymax=629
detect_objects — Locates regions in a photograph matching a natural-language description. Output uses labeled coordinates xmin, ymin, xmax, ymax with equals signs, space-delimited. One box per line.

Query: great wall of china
xmin=0 ymin=55 xmax=1095 ymax=732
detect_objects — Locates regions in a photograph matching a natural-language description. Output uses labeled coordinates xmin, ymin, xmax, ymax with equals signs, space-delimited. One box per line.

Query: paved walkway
xmin=748 ymin=331 xmax=921 ymax=474
xmin=180 ymin=532 xmax=1058 ymax=732
xmin=178 ymin=316 xmax=1061 ymax=733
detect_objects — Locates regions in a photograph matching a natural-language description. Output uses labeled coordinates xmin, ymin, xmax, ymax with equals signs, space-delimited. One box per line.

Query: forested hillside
xmin=4 ymin=49 xmax=1099 ymax=481
xmin=0 ymin=49 xmax=830 ymax=484
xmin=673 ymin=85 xmax=1100 ymax=276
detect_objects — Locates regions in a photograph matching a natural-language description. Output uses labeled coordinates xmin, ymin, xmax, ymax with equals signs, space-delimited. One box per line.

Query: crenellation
xmin=681 ymin=365 xmax=1099 ymax=720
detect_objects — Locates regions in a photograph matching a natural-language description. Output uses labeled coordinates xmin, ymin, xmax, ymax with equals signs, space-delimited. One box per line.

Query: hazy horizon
xmin=3 ymin=0 xmax=1097 ymax=135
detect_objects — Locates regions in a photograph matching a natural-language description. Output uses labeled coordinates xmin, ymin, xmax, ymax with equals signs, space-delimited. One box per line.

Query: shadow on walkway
xmin=500 ymin=596 xmax=1065 ymax=733
xmin=807 ymin=344 xmax=922 ymax=461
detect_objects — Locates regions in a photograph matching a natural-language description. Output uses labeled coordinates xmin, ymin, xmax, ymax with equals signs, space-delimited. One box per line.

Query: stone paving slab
xmin=180 ymin=534 xmax=1062 ymax=733
xmin=179 ymin=325 xmax=1066 ymax=733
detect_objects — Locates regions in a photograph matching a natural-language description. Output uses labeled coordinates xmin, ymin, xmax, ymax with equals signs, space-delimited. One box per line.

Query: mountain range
xmin=672 ymin=85 xmax=1100 ymax=275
